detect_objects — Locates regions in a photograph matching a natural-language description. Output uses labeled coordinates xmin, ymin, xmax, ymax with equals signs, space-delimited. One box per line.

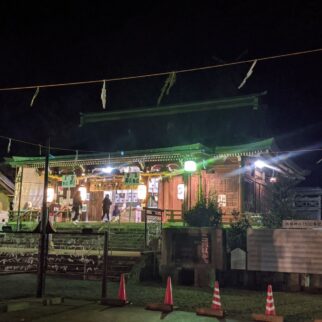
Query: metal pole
xmin=36 ymin=140 xmax=50 ymax=298
xmin=17 ymin=167 xmax=24 ymax=231
xmin=129 ymin=188 xmax=132 ymax=222
xmin=144 ymin=209 xmax=147 ymax=248
xmin=101 ymin=231 xmax=109 ymax=299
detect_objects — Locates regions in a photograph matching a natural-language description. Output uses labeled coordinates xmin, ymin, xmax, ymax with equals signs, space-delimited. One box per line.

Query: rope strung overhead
xmin=0 ymin=48 xmax=321 ymax=92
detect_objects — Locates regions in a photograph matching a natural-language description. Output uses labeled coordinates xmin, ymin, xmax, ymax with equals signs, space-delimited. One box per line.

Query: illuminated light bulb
xmin=184 ymin=160 xmax=197 ymax=172
xmin=254 ymin=160 xmax=267 ymax=169
xmin=103 ymin=167 xmax=113 ymax=174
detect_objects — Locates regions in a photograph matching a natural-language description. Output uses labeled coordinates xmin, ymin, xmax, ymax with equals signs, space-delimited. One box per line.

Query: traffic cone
xmin=251 ymin=284 xmax=284 ymax=322
xmin=164 ymin=276 xmax=173 ymax=306
xmin=196 ymin=281 xmax=224 ymax=318
xmin=101 ymin=274 xmax=128 ymax=307
xmin=118 ymin=274 xmax=127 ymax=302
xmin=211 ymin=281 xmax=222 ymax=311
xmin=265 ymin=284 xmax=275 ymax=316
xmin=146 ymin=276 xmax=173 ymax=313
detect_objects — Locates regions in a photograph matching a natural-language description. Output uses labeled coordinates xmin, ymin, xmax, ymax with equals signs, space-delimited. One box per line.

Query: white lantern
xmin=47 ymin=187 xmax=55 ymax=203
xmin=78 ymin=186 xmax=87 ymax=201
xmin=138 ymin=184 xmax=147 ymax=200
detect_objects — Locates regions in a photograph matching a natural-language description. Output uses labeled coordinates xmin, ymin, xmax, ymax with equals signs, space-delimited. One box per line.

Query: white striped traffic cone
xmin=265 ymin=284 xmax=276 ymax=316
xmin=211 ymin=281 xmax=222 ymax=311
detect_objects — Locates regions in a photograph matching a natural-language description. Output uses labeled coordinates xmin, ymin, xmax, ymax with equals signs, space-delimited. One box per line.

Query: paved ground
xmin=0 ymin=299 xmax=241 ymax=322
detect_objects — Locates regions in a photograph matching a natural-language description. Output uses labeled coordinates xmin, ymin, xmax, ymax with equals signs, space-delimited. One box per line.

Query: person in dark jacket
xmin=72 ymin=190 xmax=82 ymax=223
xmin=102 ymin=194 xmax=112 ymax=221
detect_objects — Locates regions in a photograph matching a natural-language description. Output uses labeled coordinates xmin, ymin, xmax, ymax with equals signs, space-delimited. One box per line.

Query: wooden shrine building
xmin=6 ymin=138 xmax=307 ymax=223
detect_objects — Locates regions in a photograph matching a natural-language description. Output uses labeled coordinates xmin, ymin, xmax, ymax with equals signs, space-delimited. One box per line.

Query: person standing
xmin=102 ymin=194 xmax=112 ymax=222
xmin=72 ymin=190 xmax=82 ymax=223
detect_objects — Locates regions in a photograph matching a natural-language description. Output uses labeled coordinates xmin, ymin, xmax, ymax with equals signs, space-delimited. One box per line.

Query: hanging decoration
xmin=30 ymin=86 xmax=40 ymax=107
xmin=7 ymin=138 xmax=11 ymax=153
xmin=238 ymin=60 xmax=257 ymax=89
xmin=75 ymin=150 xmax=79 ymax=161
xmin=101 ymin=80 xmax=107 ymax=109
xmin=39 ymin=144 xmax=42 ymax=156
xmin=157 ymin=72 xmax=176 ymax=106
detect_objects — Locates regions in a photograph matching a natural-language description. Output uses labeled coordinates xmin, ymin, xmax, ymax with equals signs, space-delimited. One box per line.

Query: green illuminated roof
xmin=215 ymin=138 xmax=275 ymax=156
xmin=6 ymin=139 xmax=275 ymax=168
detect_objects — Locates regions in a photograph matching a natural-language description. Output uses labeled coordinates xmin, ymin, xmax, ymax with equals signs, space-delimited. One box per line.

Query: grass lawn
xmin=0 ymin=274 xmax=322 ymax=322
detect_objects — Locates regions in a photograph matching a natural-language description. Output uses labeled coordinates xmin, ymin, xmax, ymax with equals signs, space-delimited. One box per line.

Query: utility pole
xmin=36 ymin=139 xmax=50 ymax=298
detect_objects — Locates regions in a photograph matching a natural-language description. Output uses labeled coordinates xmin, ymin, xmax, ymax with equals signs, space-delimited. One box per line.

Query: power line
xmin=0 ymin=135 xmax=105 ymax=154
xmin=0 ymin=48 xmax=321 ymax=92
xmin=1 ymin=134 xmax=322 ymax=157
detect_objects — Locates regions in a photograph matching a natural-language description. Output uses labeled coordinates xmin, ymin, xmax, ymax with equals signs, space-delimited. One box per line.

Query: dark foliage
xmin=184 ymin=196 xmax=222 ymax=227
xmin=226 ymin=210 xmax=251 ymax=251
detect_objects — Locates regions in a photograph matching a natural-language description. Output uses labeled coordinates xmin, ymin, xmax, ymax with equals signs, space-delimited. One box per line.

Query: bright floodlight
xmin=254 ymin=160 xmax=267 ymax=169
xmin=103 ymin=166 xmax=113 ymax=174
xmin=184 ymin=160 xmax=197 ymax=172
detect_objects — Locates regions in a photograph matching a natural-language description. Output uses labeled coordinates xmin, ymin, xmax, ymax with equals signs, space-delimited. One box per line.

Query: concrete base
xmin=252 ymin=313 xmax=284 ymax=322
xmin=196 ymin=307 xmax=224 ymax=318
xmin=145 ymin=303 xmax=173 ymax=313
xmin=0 ymin=301 xmax=30 ymax=313
xmin=101 ymin=298 xmax=128 ymax=306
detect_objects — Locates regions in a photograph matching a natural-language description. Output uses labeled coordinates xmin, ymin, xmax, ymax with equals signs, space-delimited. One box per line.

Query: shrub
xmin=184 ymin=196 xmax=222 ymax=227
xmin=261 ymin=177 xmax=297 ymax=228
xmin=226 ymin=210 xmax=251 ymax=251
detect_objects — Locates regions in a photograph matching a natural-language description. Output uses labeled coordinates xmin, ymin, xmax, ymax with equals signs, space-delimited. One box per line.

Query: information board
xmin=62 ymin=175 xmax=76 ymax=188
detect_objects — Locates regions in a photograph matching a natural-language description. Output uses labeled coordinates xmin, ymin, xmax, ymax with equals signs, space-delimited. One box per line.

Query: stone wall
xmin=160 ymin=228 xmax=225 ymax=287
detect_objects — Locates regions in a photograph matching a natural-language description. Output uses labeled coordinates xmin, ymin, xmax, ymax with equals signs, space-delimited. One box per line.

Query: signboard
xmin=231 ymin=248 xmax=246 ymax=270
xmin=218 ymin=194 xmax=227 ymax=207
xmin=282 ymin=220 xmax=322 ymax=229
xmin=124 ymin=172 xmax=140 ymax=185
xmin=148 ymin=178 xmax=159 ymax=193
xmin=62 ymin=175 xmax=76 ymax=188
xmin=177 ymin=184 xmax=184 ymax=200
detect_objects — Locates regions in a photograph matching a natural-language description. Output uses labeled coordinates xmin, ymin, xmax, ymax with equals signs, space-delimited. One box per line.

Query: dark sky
xmin=0 ymin=1 xmax=322 ymax=184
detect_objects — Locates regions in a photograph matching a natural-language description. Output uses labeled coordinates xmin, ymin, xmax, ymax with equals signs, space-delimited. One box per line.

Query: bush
xmin=261 ymin=177 xmax=297 ymax=228
xmin=226 ymin=210 xmax=251 ymax=251
xmin=184 ymin=196 xmax=222 ymax=227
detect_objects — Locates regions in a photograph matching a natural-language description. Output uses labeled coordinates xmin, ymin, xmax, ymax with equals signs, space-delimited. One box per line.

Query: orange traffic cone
xmin=196 ymin=281 xmax=224 ymax=318
xmin=164 ymin=276 xmax=173 ymax=306
xmin=118 ymin=274 xmax=127 ymax=302
xmin=265 ymin=284 xmax=275 ymax=316
xmin=146 ymin=276 xmax=173 ymax=313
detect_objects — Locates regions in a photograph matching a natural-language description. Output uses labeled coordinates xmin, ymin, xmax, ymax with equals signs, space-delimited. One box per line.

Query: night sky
xmin=0 ymin=1 xmax=322 ymax=184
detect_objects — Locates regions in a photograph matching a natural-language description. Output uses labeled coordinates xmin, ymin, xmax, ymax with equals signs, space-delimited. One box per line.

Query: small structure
xmin=160 ymin=227 xmax=224 ymax=287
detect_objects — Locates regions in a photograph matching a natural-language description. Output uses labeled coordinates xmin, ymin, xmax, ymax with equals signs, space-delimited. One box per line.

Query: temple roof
xmin=6 ymin=138 xmax=277 ymax=168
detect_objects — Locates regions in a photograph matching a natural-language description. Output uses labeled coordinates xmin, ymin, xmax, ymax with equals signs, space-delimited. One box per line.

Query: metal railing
xmin=0 ymin=229 xmax=109 ymax=299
